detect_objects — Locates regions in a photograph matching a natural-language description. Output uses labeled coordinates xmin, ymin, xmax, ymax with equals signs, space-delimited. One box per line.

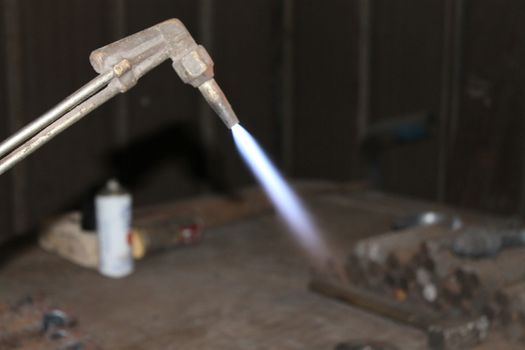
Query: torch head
xmin=89 ymin=19 xmax=238 ymax=128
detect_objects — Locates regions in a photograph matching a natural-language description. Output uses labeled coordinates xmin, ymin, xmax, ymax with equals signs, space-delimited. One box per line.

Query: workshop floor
xmin=0 ymin=189 xmax=519 ymax=349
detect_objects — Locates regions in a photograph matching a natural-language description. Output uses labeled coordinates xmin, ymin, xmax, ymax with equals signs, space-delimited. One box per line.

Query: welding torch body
xmin=0 ymin=19 xmax=239 ymax=176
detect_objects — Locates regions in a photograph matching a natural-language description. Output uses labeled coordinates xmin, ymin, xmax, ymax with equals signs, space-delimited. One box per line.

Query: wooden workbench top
xmin=0 ymin=185 xmax=516 ymax=349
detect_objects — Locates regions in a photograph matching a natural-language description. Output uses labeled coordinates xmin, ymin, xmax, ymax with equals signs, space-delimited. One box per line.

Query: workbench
xmin=0 ymin=184 xmax=520 ymax=349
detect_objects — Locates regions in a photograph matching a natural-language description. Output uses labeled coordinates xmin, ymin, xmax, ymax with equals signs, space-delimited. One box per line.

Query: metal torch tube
xmin=0 ymin=83 xmax=120 ymax=176
xmin=0 ymin=70 xmax=115 ymax=159
xmin=198 ymin=79 xmax=239 ymax=129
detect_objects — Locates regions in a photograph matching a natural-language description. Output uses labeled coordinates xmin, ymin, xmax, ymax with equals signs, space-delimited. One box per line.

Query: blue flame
xmin=231 ymin=124 xmax=328 ymax=260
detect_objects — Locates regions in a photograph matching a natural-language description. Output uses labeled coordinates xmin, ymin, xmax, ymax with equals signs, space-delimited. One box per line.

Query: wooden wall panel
xmin=114 ymin=0 xmax=202 ymax=205
xmin=370 ymin=0 xmax=444 ymax=121
xmin=125 ymin=0 xmax=198 ymax=137
xmin=0 ymin=6 xmax=12 ymax=243
xmin=446 ymin=0 xmax=525 ymax=214
xmin=211 ymin=0 xmax=282 ymax=187
xmin=19 ymin=0 xmax=114 ymax=230
xmin=369 ymin=0 xmax=444 ymax=200
xmin=293 ymin=1 xmax=359 ymax=181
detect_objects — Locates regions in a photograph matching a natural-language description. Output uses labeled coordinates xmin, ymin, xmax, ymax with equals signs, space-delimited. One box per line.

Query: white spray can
xmin=96 ymin=179 xmax=133 ymax=278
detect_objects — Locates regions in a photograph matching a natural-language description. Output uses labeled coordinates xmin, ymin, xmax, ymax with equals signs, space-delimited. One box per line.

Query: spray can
xmin=96 ymin=179 xmax=133 ymax=278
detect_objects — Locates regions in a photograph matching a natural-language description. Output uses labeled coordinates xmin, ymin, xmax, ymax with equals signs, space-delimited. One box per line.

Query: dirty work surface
xmin=0 ymin=190 xmax=514 ymax=349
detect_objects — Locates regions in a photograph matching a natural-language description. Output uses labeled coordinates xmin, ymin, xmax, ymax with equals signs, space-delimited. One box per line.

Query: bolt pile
xmin=344 ymin=225 xmax=525 ymax=347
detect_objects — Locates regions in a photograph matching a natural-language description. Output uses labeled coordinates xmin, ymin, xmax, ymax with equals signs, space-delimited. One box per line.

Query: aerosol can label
xmin=96 ymin=180 xmax=133 ymax=278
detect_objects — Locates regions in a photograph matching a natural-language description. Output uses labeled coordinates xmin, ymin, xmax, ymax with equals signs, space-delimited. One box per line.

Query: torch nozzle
xmin=198 ymin=79 xmax=239 ymax=129
xmin=90 ymin=19 xmax=240 ymax=129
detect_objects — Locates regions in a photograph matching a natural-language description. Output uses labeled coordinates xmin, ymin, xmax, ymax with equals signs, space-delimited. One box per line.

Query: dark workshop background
xmin=1 ymin=0 xmax=525 ymax=244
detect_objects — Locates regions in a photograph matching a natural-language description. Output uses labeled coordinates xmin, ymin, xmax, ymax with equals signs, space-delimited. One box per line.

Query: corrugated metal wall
xmin=1 ymin=0 xmax=525 ymax=244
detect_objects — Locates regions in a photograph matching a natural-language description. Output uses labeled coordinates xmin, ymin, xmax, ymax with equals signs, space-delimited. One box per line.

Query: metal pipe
xmin=357 ymin=0 xmax=372 ymax=143
xmin=0 ymin=70 xmax=115 ymax=159
xmin=0 ymin=83 xmax=120 ymax=176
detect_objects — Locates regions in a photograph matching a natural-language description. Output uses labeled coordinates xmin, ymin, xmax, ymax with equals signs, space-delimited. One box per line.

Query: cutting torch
xmin=0 ymin=19 xmax=239 ymax=176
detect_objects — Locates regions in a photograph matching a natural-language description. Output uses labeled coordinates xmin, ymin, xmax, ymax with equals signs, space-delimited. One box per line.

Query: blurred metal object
xmin=392 ymin=211 xmax=462 ymax=231
xmin=452 ymin=226 xmax=525 ymax=258
xmin=335 ymin=339 xmax=399 ymax=350
xmin=0 ymin=19 xmax=240 ymax=177
xmin=427 ymin=316 xmax=490 ymax=350
xmin=42 ymin=310 xmax=75 ymax=333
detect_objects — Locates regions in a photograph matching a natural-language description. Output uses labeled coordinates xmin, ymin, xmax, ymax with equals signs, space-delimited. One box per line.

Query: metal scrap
xmin=0 ymin=296 xmax=94 ymax=350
